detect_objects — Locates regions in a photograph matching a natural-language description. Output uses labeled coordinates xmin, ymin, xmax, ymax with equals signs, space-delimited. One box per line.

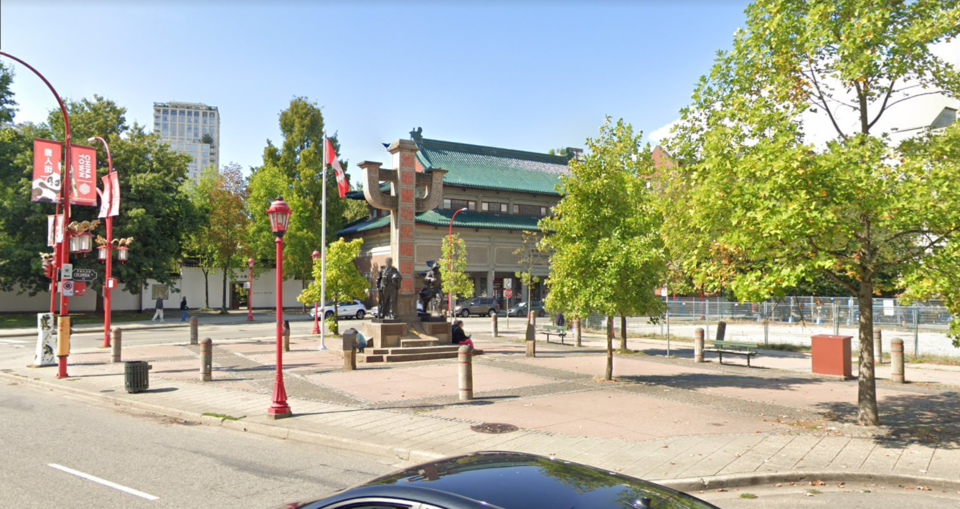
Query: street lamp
xmin=88 ymin=136 xmax=115 ymax=348
xmin=448 ymin=207 xmax=468 ymax=320
xmin=1 ymin=51 xmax=73 ymax=379
xmin=311 ymin=250 xmax=321 ymax=334
xmin=266 ymin=196 xmax=292 ymax=419
xmin=247 ymin=258 xmax=255 ymax=321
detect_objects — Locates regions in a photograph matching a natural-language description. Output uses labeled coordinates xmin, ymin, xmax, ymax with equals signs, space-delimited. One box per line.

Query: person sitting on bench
xmin=452 ymin=320 xmax=475 ymax=349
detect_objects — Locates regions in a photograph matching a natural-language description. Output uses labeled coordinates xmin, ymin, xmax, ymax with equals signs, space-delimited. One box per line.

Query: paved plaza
xmin=3 ymin=315 xmax=960 ymax=495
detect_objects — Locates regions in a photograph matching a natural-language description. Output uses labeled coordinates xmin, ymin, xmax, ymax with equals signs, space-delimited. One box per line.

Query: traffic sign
xmin=504 ymin=279 xmax=512 ymax=289
xmin=61 ymin=280 xmax=74 ymax=297
xmin=504 ymin=289 xmax=513 ymax=299
xmin=61 ymin=263 xmax=73 ymax=280
xmin=74 ymin=282 xmax=87 ymax=296
xmin=72 ymin=268 xmax=97 ymax=282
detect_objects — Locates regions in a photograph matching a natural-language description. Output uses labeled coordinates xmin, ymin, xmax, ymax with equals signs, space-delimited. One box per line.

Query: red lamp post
xmin=311 ymin=250 xmax=321 ymax=334
xmin=247 ymin=257 xmax=255 ymax=321
xmin=88 ymin=136 xmax=115 ymax=348
xmin=266 ymin=196 xmax=292 ymax=419
xmin=447 ymin=207 xmax=468 ymax=320
xmin=2 ymin=52 xmax=73 ymax=379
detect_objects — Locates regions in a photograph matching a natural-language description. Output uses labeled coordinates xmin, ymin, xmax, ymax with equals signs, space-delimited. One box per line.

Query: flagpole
xmin=319 ymin=132 xmax=328 ymax=351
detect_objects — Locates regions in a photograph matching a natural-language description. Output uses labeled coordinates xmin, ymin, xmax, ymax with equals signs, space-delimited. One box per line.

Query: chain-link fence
xmin=594 ymin=297 xmax=957 ymax=358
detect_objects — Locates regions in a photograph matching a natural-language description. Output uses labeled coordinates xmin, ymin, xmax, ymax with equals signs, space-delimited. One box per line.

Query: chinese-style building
xmin=339 ymin=128 xmax=578 ymax=311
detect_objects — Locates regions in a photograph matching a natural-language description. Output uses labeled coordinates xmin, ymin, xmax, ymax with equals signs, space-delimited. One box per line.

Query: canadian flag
xmin=325 ymin=137 xmax=349 ymax=199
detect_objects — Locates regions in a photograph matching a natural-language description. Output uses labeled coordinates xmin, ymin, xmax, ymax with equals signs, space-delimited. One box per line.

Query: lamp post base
xmin=267 ymin=407 xmax=292 ymax=419
xmin=267 ymin=375 xmax=291 ymax=419
xmin=56 ymin=357 xmax=68 ymax=379
xmin=247 ymin=313 xmax=254 ymax=321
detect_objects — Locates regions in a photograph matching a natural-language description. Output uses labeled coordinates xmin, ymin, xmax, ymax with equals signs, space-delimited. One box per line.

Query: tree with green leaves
xmin=541 ymin=117 xmax=666 ymax=380
xmin=0 ymin=62 xmax=16 ymax=124
xmin=247 ymin=97 xmax=349 ymax=291
xmin=298 ymin=237 xmax=367 ymax=334
xmin=0 ymin=94 xmax=196 ymax=310
xmin=440 ymin=233 xmax=473 ymax=319
xmin=661 ymin=0 xmax=960 ymax=426
xmin=513 ymin=231 xmax=542 ymax=309
xmin=185 ymin=163 xmax=249 ymax=312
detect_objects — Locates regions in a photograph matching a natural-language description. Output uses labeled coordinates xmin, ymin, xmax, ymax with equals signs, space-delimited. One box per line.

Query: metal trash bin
xmin=124 ymin=361 xmax=151 ymax=393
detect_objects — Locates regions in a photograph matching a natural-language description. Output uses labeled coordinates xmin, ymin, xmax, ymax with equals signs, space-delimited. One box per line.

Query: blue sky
xmin=1 ymin=0 xmax=748 ymax=179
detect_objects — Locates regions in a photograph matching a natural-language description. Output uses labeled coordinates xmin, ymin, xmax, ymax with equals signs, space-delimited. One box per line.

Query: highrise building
xmin=153 ymin=102 xmax=220 ymax=181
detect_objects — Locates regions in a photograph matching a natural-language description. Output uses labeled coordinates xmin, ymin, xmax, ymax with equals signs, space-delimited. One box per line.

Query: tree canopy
xmin=661 ymin=0 xmax=960 ymax=425
xmin=541 ymin=117 xmax=666 ymax=380
xmin=298 ymin=237 xmax=368 ymax=330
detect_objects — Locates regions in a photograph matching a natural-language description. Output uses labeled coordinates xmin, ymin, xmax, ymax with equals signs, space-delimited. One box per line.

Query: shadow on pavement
xmin=620 ymin=371 xmax=818 ymax=393
xmin=815 ymin=391 xmax=960 ymax=448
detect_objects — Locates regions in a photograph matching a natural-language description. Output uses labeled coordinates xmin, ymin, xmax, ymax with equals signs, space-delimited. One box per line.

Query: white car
xmin=309 ymin=300 xmax=367 ymax=320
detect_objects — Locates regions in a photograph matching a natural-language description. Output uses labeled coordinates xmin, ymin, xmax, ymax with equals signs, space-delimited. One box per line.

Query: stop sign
xmin=504 ymin=289 xmax=513 ymax=299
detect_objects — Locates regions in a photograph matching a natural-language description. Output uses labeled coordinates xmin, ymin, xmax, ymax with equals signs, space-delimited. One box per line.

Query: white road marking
xmin=0 ymin=339 xmax=29 ymax=344
xmin=48 ymin=464 xmax=159 ymax=501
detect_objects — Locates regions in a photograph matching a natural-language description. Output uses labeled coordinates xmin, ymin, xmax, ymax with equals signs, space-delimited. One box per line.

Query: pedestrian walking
xmin=151 ymin=296 xmax=164 ymax=322
xmin=180 ymin=296 xmax=189 ymax=322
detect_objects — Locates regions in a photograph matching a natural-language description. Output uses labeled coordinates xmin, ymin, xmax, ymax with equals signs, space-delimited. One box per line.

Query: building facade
xmin=339 ymin=129 xmax=577 ymax=312
xmin=152 ymin=101 xmax=220 ymax=181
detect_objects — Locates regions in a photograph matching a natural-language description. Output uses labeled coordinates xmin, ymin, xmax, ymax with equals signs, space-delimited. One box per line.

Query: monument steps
xmin=401 ymin=339 xmax=440 ymax=348
xmin=361 ymin=345 xmax=483 ymax=363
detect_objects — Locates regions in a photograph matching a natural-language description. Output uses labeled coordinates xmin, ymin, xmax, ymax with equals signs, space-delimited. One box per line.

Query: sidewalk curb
xmin=0 ymin=370 xmax=440 ymax=465
xmin=656 ymin=470 xmax=960 ymax=492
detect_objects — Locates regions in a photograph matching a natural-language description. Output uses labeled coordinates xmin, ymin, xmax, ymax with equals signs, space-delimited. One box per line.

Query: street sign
xmin=504 ymin=279 xmax=512 ymax=289
xmin=61 ymin=263 xmax=73 ymax=280
xmin=106 ymin=277 xmax=117 ymax=289
xmin=72 ymin=268 xmax=97 ymax=282
xmin=74 ymin=281 xmax=87 ymax=296
xmin=504 ymin=289 xmax=513 ymax=299
xmin=61 ymin=280 xmax=74 ymax=297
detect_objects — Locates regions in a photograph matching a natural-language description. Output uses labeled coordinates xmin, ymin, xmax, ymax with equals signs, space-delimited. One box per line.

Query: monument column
xmin=389 ymin=140 xmax=419 ymax=323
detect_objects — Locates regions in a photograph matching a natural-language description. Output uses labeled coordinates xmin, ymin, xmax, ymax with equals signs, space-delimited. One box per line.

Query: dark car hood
xmin=364 ymin=451 xmax=718 ymax=509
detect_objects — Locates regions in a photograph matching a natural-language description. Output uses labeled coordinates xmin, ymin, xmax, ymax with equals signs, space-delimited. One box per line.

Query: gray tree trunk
xmin=605 ymin=318 xmax=614 ymax=380
xmin=620 ymin=315 xmax=628 ymax=351
xmin=857 ymin=278 xmax=880 ymax=426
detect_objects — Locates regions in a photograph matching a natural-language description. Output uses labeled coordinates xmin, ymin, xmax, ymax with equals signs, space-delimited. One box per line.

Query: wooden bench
xmin=540 ymin=325 xmax=567 ymax=344
xmin=704 ymin=340 xmax=759 ymax=367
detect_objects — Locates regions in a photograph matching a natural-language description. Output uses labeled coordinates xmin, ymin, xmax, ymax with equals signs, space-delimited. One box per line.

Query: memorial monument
xmin=359 ymin=138 xmax=450 ymax=347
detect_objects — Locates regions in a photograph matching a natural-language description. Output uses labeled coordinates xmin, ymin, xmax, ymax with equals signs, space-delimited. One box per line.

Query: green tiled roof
xmin=416 ymin=138 xmax=570 ymax=195
xmin=337 ymin=209 xmax=544 ymax=236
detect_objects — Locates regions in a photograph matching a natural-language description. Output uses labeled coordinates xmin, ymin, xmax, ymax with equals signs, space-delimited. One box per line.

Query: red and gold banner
xmin=70 ymin=144 xmax=98 ymax=207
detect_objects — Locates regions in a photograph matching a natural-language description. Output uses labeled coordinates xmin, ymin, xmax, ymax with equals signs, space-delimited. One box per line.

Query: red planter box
xmin=811 ymin=334 xmax=853 ymax=379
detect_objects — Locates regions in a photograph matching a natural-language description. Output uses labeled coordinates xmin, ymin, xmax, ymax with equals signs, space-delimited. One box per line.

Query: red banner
xmin=32 ymin=139 xmax=63 ymax=203
xmin=70 ymin=144 xmax=98 ymax=207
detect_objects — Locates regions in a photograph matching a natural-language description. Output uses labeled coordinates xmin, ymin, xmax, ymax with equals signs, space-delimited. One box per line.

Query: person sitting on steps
xmin=452 ymin=320 xmax=474 ymax=349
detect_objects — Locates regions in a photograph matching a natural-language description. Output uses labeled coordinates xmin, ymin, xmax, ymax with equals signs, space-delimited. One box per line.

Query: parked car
xmin=272 ymin=451 xmax=719 ymax=509
xmin=454 ymin=297 xmax=500 ymax=317
xmin=309 ymin=300 xmax=367 ymax=320
xmin=507 ymin=301 xmax=545 ymax=317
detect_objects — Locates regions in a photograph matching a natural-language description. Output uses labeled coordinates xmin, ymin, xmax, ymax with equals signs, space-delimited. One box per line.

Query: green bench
xmin=705 ymin=340 xmax=759 ymax=367
xmin=540 ymin=325 xmax=567 ymax=344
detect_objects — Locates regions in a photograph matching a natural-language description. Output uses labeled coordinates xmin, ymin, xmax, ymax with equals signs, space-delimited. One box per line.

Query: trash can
xmin=124 ymin=361 xmax=151 ymax=393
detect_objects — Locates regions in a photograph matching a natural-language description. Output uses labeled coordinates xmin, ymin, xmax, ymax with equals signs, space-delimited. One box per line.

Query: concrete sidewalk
xmin=2 ymin=328 xmax=960 ymax=493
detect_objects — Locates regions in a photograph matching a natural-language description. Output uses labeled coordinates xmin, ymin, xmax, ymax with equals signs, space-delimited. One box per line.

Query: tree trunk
xmin=221 ymin=267 xmax=228 ymax=314
xmin=620 ymin=315 xmax=628 ymax=351
xmin=605 ymin=318 xmax=614 ymax=380
xmin=202 ymin=268 xmax=210 ymax=309
xmin=95 ymin=286 xmax=104 ymax=313
xmin=857 ymin=278 xmax=880 ymax=426
xmin=575 ymin=319 xmax=582 ymax=347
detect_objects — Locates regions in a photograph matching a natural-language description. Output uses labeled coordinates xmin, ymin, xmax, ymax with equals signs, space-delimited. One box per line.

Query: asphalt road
xmin=0 ymin=381 xmax=397 ymax=509
xmin=696 ymin=483 xmax=960 ymax=508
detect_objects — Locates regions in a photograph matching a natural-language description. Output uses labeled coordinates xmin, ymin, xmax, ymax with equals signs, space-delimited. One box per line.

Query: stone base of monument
xmin=420 ymin=315 xmax=448 ymax=323
xmin=362 ymin=322 xmax=407 ymax=349
xmin=358 ymin=320 xmax=478 ymax=363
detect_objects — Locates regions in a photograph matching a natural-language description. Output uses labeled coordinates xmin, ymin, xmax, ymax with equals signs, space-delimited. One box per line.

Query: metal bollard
xmin=525 ymin=312 xmax=536 ymax=357
xmin=694 ymin=327 xmax=704 ymax=363
xmin=491 ymin=313 xmax=499 ymax=337
xmin=189 ymin=317 xmax=198 ymax=345
xmin=111 ymin=327 xmax=122 ymax=363
xmin=891 ymin=337 xmax=905 ymax=383
xmin=715 ymin=321 xmax=727 ymax=342
xmin=283 ymin=320 xmax=291 ymax=352
xmin=200 ymin=338 xmax=212 ymax=382
xmin=458 ymin=344 xmax=473 ymax=401
xmin=873 ymin=330 xmax=883 ymax=365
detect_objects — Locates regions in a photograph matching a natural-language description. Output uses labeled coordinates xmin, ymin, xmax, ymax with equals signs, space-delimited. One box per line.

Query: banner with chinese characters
xmin=97 ymin=172 xmax=121 ymax=218
xmin=70 ymin=144 xmax=98 ymax=207
xmin=31 ymin=139 xmax=63 ymax=203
